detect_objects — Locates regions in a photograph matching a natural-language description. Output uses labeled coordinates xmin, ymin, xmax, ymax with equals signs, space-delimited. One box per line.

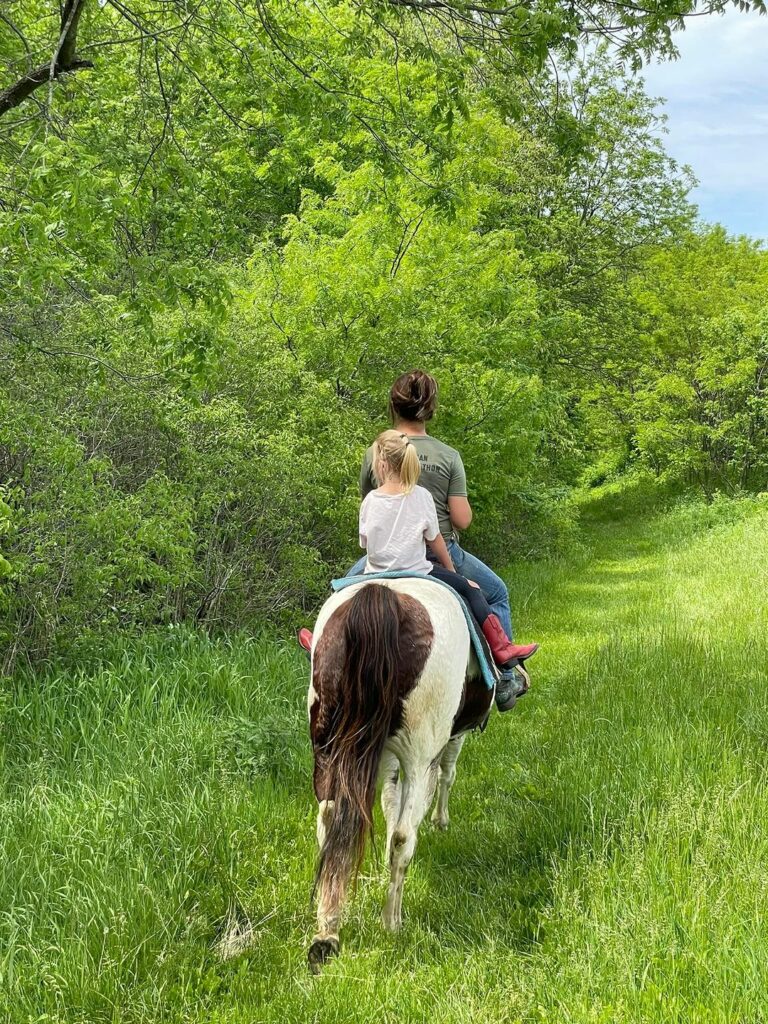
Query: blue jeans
xmin=344 ymin=540 xmax=513 ymax=638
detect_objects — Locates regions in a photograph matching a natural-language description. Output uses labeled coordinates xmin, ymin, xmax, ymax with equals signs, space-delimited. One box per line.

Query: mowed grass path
xmin=1 ymin=495 xmax=767 ymax=1023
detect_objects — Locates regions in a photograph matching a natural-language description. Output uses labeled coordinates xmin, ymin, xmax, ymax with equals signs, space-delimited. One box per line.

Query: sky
xmin=640 ymin=8 xmax=768 ymax=242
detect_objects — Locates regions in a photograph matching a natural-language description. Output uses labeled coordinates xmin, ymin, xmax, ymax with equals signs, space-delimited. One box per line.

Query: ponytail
xmin=371 ymin=429 xmax=422 ymax=493
xmin=399 ymin=443 xmax=421 ymax=494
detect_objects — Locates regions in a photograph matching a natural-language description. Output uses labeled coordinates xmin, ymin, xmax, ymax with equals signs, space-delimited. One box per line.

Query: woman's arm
xmin=360 ymin=447 xmax=376 ymax=498
xmin=447 ymin=451 xmax=472 ymax=530
xmin=448 ymin=495 xmax=473 ymax=531
xmin=427 ymin=533 xmax=456 ymax=572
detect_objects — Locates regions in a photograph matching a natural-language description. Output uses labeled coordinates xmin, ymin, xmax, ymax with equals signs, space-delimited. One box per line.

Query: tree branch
xmin=0 ymin=0 xmax=93 ymax=119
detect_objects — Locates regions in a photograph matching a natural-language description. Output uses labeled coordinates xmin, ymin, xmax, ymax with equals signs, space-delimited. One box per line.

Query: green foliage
xmin=0 ymin=345 xmax=371 ymax=667
xmin=1 ymin=2 xmax=766 ymax=666
xmin=2 ymin=5 xmax=768 ymax=1015
xmin=576 ymin=229 xmax=768 ymax=493
xmin=0 ymin=490 xmax=15 ymax=653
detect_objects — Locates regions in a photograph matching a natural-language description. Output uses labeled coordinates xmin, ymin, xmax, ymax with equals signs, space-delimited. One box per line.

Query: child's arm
xmin=427 ymin=533 xmax=456 ymax=573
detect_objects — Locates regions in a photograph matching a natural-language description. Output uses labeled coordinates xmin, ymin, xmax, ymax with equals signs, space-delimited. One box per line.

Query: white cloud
xmin=639 ymin=8 xmax=768 ymax=238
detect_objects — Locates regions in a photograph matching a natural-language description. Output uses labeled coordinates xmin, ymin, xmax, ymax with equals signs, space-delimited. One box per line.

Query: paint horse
xmin=307 ymin=577 xmax=495 ymax=972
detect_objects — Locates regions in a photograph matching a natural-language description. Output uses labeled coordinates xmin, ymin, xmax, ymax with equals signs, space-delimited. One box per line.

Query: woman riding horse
xmin=353 ymin=369 xmax=529 ymax=711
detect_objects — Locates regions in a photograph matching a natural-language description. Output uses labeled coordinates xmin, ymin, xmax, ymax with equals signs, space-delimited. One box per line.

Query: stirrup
xmin=513 ymin=663 xmax=530 ymax=695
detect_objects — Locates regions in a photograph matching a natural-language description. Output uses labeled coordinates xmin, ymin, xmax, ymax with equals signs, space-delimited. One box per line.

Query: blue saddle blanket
xmin=330 ymin=571 xmax=498 ymax=691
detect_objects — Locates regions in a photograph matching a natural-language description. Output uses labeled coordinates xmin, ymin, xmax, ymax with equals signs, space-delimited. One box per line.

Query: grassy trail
xmin=1 ymin=496 xmax=767 ymax=1023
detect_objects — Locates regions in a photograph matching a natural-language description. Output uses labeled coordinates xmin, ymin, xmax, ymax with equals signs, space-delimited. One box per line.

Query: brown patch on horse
xmin=311 ymin=587 xmax=433 ymax=801
xmin=390 ymin=592 xmax=434 ymax=715
xmin=451 ymin=672 xmax=494 ymax=737
xmin=311 ymin=601 xmax=352 ymax=802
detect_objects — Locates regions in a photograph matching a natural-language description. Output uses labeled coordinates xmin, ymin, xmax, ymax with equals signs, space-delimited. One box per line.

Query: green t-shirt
xmin=360 ymin=434 xmax=467 ymax=541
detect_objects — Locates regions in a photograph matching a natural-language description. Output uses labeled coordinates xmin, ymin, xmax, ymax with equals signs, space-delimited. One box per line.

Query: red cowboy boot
xmin=481 ymin=614 xmax=539 ymax=668
xmin=298 ymin=628 xmax=313 ymax=656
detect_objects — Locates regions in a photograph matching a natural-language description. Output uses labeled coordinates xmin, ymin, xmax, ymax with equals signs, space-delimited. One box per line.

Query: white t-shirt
xmin=359 ymin=485 xmax=440 ymax=574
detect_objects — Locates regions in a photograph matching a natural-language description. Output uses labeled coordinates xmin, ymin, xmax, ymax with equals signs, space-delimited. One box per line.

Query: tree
xmin=1 ymin=0 xmax=766 ymax=668
xmin=3 ymin=0 xmax=767 ymax=124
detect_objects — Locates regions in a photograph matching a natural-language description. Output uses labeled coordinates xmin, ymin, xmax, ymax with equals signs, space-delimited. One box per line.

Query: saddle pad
xmin=330 ymin=571 xmax=499 ymax=691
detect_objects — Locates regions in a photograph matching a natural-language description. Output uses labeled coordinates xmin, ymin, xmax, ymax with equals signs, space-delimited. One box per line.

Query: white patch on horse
xmin=378 ymin=582 xmax=469 ymax=931
xmin=306 ymin=681 xmax=318 ymax=717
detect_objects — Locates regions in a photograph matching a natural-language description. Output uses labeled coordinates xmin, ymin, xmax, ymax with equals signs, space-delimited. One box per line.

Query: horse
xmin=306 ymin=576 xmax=495 ymax=973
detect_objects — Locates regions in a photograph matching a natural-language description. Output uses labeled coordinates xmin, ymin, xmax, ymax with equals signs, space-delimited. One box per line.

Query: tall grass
xmin=1 ymin=494 xmax=766 ymax=1022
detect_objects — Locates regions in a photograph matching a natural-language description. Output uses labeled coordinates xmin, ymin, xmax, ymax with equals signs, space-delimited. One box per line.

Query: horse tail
xmin=316 ymin=583 xmax=402 ymax=897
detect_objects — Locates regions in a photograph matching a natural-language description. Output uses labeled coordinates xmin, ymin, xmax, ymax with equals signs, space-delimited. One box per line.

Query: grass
xmin=1 ymin=492 xmax=767 ymax=1023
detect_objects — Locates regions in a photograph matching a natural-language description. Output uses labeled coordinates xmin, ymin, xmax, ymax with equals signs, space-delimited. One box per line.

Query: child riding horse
xmin=356 ymin=429 xmax=538 ymax=670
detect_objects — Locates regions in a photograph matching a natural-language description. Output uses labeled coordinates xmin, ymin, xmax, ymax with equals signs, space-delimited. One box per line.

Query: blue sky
xmin=640 ymin=8 xmax=768 ymax=242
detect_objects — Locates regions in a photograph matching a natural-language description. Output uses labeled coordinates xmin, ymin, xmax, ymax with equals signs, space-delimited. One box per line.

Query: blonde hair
xmin=372 ymin=429 xmax=421 ymax=494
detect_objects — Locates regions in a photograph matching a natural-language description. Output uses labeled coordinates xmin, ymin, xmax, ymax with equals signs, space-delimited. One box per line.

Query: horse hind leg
xmin=309 ymin=799 xmax=341 ymax=973
xmin=431 ymin=735 xmax=466 ymax=831
xmin=380 ymin=750 xmax=401 ymax=863
xmin=382 ymin=762 xmax=436 ymax=933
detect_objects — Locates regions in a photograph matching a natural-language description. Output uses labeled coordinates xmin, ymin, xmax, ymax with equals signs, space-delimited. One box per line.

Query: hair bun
xmin=389 ymin=369 xmax=438 ymax=423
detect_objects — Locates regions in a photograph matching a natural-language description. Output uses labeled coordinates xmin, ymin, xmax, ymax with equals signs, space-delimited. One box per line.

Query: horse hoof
xmin=432 ymin=817 xmax=449 ymax=831
xmin=308 ymin=936 xmax=339 ymax=974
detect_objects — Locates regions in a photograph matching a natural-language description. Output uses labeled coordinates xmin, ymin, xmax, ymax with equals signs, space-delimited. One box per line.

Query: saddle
xmin=330 ymin=572 xmax=500 ymax=691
